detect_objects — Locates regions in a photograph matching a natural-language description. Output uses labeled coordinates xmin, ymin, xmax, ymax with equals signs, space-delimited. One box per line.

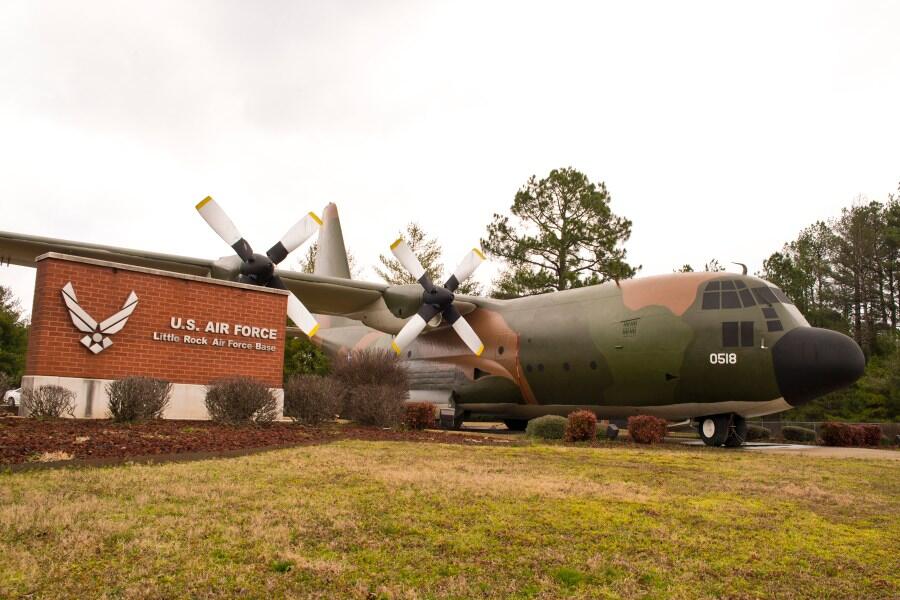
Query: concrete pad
xmin=681 ymin=439 xmax=900 ymax=460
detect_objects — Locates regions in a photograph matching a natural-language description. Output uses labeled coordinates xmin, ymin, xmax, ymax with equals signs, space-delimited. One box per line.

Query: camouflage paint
xmin=311 ymin=271 xmax=811 ymax=420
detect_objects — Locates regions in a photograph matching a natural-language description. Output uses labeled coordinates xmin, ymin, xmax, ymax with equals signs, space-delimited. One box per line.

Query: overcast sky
xmin=2 ymin=1 xmax=899 ymax=316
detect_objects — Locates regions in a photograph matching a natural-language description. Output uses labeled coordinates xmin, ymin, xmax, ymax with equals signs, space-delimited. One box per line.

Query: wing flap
xmin=275 ymin=270 xmax=387 ymax=315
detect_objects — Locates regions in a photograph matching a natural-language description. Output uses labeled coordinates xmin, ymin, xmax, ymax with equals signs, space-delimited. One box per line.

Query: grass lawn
xmin=1 ymin=441 xmax=898 ymax=599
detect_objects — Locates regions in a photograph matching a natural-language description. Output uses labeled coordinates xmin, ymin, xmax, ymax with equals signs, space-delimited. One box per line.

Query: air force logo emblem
xmin=61 ymin=282 xmax=139 ymax=354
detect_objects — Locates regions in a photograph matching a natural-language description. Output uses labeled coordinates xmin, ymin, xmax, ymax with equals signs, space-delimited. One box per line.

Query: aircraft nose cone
xmin=772 ymin=327 xmax=865 ymax=405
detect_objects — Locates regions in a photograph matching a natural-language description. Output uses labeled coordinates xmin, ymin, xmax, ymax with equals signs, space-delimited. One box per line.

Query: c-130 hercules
xmin=0 ymin=199 xmax=865 ymax=446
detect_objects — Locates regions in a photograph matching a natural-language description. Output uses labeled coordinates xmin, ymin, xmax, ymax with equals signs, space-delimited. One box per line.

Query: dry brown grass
xmin=0 ymin=440 xmax=897 ymax=599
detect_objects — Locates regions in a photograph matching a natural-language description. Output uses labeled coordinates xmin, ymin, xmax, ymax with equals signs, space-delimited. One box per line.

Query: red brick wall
xmin=25 ymin=257 xmax=287 ymax=387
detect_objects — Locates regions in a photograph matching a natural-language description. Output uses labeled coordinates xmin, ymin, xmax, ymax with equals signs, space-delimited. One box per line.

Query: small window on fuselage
xmin=722 ymin=322 xmax=739 ymax=347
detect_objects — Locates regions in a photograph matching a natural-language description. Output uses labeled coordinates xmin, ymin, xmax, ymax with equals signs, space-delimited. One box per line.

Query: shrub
xmin=849 ymin=425 xmax=866 ymax=446
xmin=0 ymin=372 xmax=10 ymax=398
xmin=106 ymin=376 xmax=171 ymax=422
xmin=746 ymin=424 xmax=771 ymax=441
xmin=860 ymin=425 xmax=881 ymax=447
xmin=330 ymin=348 xmax=408 ymax=391
xmin=283 ymin=375 xmax=339 ymax=425
xmin=627 ymin=415 xmax=667 ymax=444
xmin=526 ymin=415 xmax=567 ymax=440
xmin=404 ymin=402 xmax=436 ymax=430
xmin=820 ymin=422 xmax=867 ymax=447
xmin=330 ymin=349 xmax=409 ymax=426
xmin=344 ymin=384 xmax=406 ymax=427
xmin=782 ymin=425 xmax=817 ymax=443
xmin=22 ymin=385 xmax=75 ymax=418
xmin=564 ymin=410 xmax=597 ymax=442
xmin=204 ymin=377 xmax=278 ymax=424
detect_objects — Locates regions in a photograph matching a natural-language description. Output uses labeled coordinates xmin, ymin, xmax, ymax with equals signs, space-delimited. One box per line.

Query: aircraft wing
xmin=0 ymin=231 xmax=214 ymax=276
xmin=0 ymin=230 xmax=489 ymax=326
xmin=0 ymin=230 xmax=391 ymax=317
xmin=275 ymin=269 xmax=388 ymax=315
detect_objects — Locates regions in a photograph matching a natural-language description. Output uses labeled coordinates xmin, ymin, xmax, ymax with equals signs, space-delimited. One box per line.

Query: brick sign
xmin=23 ymin=253 xmax=288 ymax=418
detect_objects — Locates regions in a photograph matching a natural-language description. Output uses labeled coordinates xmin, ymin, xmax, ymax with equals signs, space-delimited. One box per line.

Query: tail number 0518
xmin=709 ymin=352 xmax=737 ymax=365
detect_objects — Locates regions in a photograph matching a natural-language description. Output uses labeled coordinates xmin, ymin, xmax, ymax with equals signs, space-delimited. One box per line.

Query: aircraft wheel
xmin=724 ymin=416 xmax=748 ymax=447
xmin=503 ymin=419 xmax=529 ymax=431
xmin=698 ymin=415 xmax=730 ymax=446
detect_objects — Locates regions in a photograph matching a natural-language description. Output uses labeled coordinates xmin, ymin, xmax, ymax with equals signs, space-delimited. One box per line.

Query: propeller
xmin=389 ymin=238 xmax=486 ymax=356
xmin=195 ymin=196 xmax=322 ymax=337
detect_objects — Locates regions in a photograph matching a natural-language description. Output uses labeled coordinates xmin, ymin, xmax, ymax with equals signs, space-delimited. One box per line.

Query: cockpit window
xmin=772 ymin=289 xmax=791 ymax=304
xmin=721 ymin=290 xmax=741 ymax=309
xmin=752 ymin=286 xmax=778 ymax=305
xmin=703 ymin=281 xmax=795 ymax=310
xmin=702 ymin=291 xmax=720 ymax=310
xmin=702 ymin=281 xmax=759 ymax=310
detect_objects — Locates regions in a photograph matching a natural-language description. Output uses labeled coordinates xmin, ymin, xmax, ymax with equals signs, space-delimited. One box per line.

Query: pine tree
xmin=483 ymin=167 xmax=638 ymax=298
xmin=376 ymin=223 xmax=482 ymax=295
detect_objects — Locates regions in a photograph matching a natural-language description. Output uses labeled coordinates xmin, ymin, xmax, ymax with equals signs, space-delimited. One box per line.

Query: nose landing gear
xmin=697 ymin=414 xmax=747 ymax=447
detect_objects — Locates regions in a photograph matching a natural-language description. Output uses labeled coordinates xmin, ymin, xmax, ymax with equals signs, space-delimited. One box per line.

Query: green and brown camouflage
xmin=0 ymin=202 xmax=865 ymax=445
xmin=311 ymin=270 xmax=863 ymax=425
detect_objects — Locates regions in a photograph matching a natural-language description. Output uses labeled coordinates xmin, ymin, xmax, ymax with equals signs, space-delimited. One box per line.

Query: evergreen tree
xmin=376 ymin=223 xmax=482 ymax=295
xmin=297 ymin=242 xmax=360 ymax=278
xmin=0 ymin=286 xmax=29 ymax=384
xmin=483 ymin=167 xmax=638 ymax=298
xmin=283 ymin=335 xmax=330 ymax=380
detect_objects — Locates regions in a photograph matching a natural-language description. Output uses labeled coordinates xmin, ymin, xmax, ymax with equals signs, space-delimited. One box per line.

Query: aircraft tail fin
xmin=312 ymin=203 xmax=356 ymax=331
xmin=314 ymin=203 xmax=352 ymax=280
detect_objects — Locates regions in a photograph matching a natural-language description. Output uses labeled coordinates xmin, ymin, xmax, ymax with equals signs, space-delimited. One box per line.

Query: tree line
xmin=759 ymin=185 xmax=900 ymax=423
xmin=761 ymin=187 xmax=900 ymax=358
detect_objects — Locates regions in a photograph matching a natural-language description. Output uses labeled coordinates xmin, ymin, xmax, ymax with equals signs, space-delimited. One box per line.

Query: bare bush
xmin=331 ymin=348 xmax=408 ymax=389
xmin=344 ymin=384 xmax=406 ymax=427
xmin=330 ymin=349 xmax=409 ymax=426
xmin=283 ymin=375 xmax=339 ymax=425
xmin=106 ymin=376 xmax=172 ymax=422
xmin=22 ymin=385 xmax=75 ymax=418
xmin=205 ymin=377 xmax=278 ymax=424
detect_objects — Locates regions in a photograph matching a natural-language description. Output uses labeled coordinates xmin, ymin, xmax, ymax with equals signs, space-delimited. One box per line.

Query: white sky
xmin=2 ymin=1 xmax=899 ymax=317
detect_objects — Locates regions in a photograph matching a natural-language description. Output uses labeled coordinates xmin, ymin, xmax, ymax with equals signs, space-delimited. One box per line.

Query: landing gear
xmin=503 ymin=419 xmax=529 ymax=431
xmin=439 ymin=408 xmax=467 ymax=430
xmin=698 ymin=414 xmax=747 ymax=447
xmin=724 ymin=416 xmax=747 ymax=447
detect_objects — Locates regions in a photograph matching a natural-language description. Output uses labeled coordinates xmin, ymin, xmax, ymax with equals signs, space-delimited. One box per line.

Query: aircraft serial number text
xmin=709 ymin=352 xmax=737 ymax=365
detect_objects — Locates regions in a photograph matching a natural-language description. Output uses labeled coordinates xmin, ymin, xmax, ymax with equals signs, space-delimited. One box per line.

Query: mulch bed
xmin=0 ymin=417 xmax=516 ymax=467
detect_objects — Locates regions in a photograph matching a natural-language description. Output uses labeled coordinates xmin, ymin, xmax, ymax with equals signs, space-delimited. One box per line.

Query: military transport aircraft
xmin=0 ymin=200 xmax=865 ymax=446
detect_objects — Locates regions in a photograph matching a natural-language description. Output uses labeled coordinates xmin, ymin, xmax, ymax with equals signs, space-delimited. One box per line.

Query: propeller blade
xmin=391 ymin=304 xmax=440 ymax=354
xmin=196 ymin=196 xmax=254 ymax=261
xmin=390 ymin=238 xmax=433 ymax=290
xmin=443 ymin=305 xmax=484 ymax=356
xmin=445 ymin=248 xmax=486 ymax=292
xmin=266 ymin=212 xmax=323 ymax=264
xmin=286 ymin=292 xmax=320 ymax=338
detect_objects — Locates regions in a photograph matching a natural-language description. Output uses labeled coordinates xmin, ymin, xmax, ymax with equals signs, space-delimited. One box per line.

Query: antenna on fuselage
xmin=732 ymin=262 xmax=748 ymax=275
